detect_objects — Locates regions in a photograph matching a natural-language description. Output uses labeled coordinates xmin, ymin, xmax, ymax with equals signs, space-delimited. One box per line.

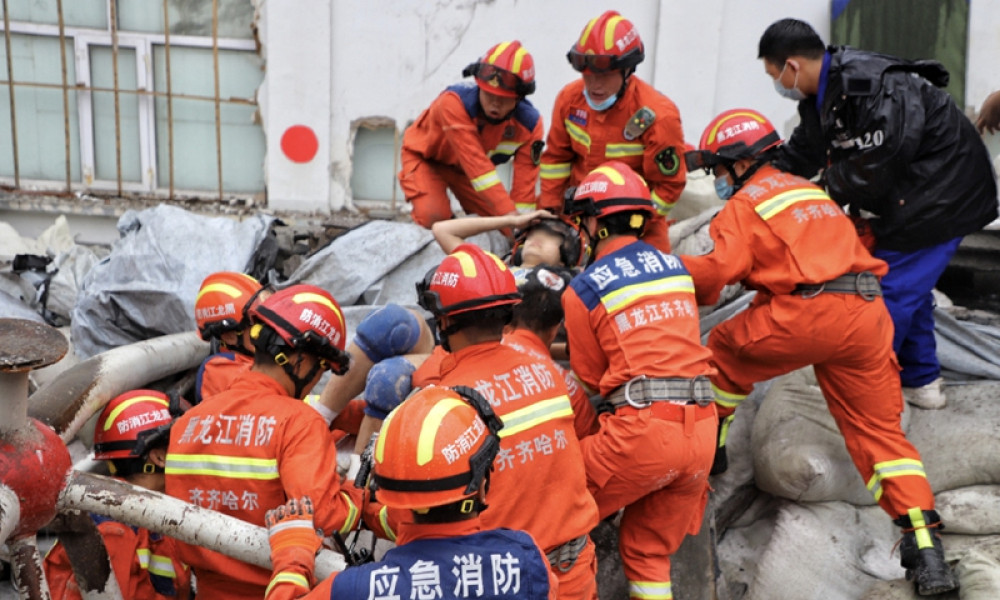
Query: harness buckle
xmin=799 ymin=282 xmax=826 ymax=299
xmin=623 ymin=375 xmax=652 ymax=409
xmin=855 ymin=272 xmax=878 ymax=302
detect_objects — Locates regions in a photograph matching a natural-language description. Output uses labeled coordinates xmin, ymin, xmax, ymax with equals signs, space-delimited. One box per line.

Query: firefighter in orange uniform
xmin=400 ymin=40 xmax=544 ymax=227
xmin=561 ymin=161 xmax=717 ymax=600
xmin=261 ymin=386 xmax=558 ymax=600
xmin=45 ymin=390 xmax=192 ymax=599
xmin=193 ymin=271 xmax=270 ymax=404
xmin=415 ymin=244 xmax=601 ymax=600
xmin=681 ymin=109 xmax=956 ymax=595
xmin=164 ymin=284 xmax=361 ymax=599
xmin=539 ymin=10 xmax=686 ymax=253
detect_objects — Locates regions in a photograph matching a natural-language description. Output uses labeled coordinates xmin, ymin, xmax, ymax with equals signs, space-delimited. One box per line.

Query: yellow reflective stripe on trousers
xmin=564 ymin=119 xmax=591 ymax=150
xmin=600 ymin=275 xmax=694 ymax=314
xmin=711 ymin=384 xmax=745 ymax=409
xmin=337 ymin=491 xmax=360 ymax=536
xmin=164 ymin=453 xmax=279 ymax=480
xmin=265 ymin=571 xmax=309 ymax=599
xmin=605 ymin=143 xmax=644 ymax=158
xmin=540 ymin=162 xmax=572 ymax=180
xmin=471 ymin=170 xmax=501 ymax=192
xmin=629 ymin=580 xmax=672 ymax=599
xmin=754 ymin=188 xmax=829 ymax=221
xmin=498 ymin=396 xmax=574 ymax=438
xmin=908 ymin=506 xmax=934 ymax=549
xmin=866 ymin=458 xmax=927 ymax=501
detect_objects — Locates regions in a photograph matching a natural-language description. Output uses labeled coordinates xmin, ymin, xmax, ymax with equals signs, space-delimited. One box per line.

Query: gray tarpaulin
xmin=70 ymin=205 xmax=276 ymax=358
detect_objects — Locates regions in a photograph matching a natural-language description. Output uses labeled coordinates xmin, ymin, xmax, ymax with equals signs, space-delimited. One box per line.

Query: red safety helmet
xmin=463 ymin=40 xmax=536 ymax=98
xmin=567 ymin=10 xmax=644 ymax=74
xmin=564 ymin=160 xmax=654 ymax=219
xmin=94 ymin=390 xmax=173 ymax=460
xmin=194 ymin=271 xmax=264 ymax=341
xmin=373 ymin=386 xmax=502 ymax=510
xmin=685 ymin=109 xmax=782 ymax=173
xmin=417 ymin=244 xmax=521 ymax=318
xmin=249 ymin=284 xmax=351 ymax=375
xmin=510 ymin=217 xmax=590 ymax=268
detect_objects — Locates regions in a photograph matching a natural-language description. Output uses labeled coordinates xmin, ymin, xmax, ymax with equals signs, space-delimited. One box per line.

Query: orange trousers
xmin=708 ymin=292 xmax=936 ymax=517
xmin=399 ymin=150 xmax=515 ymax=228
xmin=581 ymin=404 xmax=715 ymax=595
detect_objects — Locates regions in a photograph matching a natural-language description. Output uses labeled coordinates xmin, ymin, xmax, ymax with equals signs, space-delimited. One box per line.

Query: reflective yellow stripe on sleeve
xmin=540 ymin=162 xmax=572 ymax=180
xmin=488 ymin=141 xmax=523 ymax=161
xmin=471 ymin=170 xmax=502 ymax=192
xmin=164 ymin=454 xmax=280 ymax=480
xmin=629 ymin=580 xmax=673 ymax=600
xmin=866 ymin=458 xmax=927 ymax=502
xmin=599 ymin=274 xmax=694 ymax=314
xmin=651 ymin=190 xmax=675 ymax=216
xmin=497 ymin=396 xmax=574 ymax=438
xmin=265 ymin=572 xmax=310 ymax=599
xmin=754 ymin=188 xmax=829 ymax=220
xmin=379 ymin=506 xmax=396 ymax=542
xmin=712 ymin=384 xmax=746 ymax=410
xmin=148 ymin=554 xmax=178 ymax=578
xmin=605 ymin=143 xmax=644 ymax=158
xmin=336 ymin=491 xmax=360 ymax=536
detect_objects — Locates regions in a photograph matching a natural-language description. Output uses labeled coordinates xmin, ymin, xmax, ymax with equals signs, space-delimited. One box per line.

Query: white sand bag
xmin=671 ymin=171 xmax=724 ymax=222
xmin=753 ymin=367 xmax=910 ymax=505
xmin=745 ymin=502 xmax=902 ymax=600
xmin=935 ymin=486 xmax=1000 ymax=535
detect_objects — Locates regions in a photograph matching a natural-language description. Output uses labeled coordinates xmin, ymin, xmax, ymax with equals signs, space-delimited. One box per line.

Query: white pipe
xmin=0 ymin=483 xmax=20 ymax=548
xmin=28 ymin=331 xmax=210 ymax=443
xmin=57 ymin=471 xmax=347 ymax=579
xmin=0 ymin=371 xmax=28 ymax=436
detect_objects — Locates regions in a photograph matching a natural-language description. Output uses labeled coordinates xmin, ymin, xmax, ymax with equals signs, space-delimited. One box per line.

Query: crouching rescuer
xmin=681 ymin=108 xmax=957 ymax=596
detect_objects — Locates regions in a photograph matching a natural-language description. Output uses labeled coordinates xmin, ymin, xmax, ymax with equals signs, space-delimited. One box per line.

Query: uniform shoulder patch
xmin=655 ymin=147 xmax=680 ymax=176
xmin=623 ymin=106 xmax=656 ymax=141
xmin=530 ymin=140 xmax=544 ymax=166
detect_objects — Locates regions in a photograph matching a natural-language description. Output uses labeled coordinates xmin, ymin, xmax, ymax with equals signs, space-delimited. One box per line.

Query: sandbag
xmin=935 ymin=486 xmax=1000 ymax=535
xmin=753 ymin=367 xmax=912 ymax=506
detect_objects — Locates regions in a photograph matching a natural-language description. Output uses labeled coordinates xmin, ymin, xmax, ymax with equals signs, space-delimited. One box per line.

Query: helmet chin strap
xmin=282 ymin=354 xmax=323 ymax=399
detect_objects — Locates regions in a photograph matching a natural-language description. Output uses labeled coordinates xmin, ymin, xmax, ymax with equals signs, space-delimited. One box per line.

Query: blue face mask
xmin=714 ymin=174 xmax=735 ymax=200
xmin=584 ymin=88 xmax=618 ymax=111
xmin=773 ymin=62 xmax=807 ymax=101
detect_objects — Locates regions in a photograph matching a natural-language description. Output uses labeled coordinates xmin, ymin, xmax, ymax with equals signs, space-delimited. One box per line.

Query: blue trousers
xmin=874 ymin=238 xmax=962 ymax=388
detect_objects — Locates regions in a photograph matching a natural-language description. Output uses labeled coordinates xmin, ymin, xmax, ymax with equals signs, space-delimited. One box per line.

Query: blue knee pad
xmin=354 ymin=304 xmax=422 ymax=362
xmin=364 ymin=356 xmax=417 ymax=420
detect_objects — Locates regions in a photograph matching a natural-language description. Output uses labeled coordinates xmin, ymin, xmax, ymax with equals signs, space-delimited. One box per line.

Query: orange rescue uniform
xmin=44 ymin=515 xmax=191 ymax=600
xmin=164 ymin=371 xmax=360 ymax=599
xmin=419 ymin=340 xmax=600 ymax=600
xmin=539 ymin=76 xmax=686 ymax=253
xmin=681 ymin=165 xmax=937 ymax=519
xmin=562 ymin=236 xmax=717 ymax=599
xmin=194 ymin=351 xmax=252 ymax=404
xmin=400 ymin=83 xmax=544 ymax=226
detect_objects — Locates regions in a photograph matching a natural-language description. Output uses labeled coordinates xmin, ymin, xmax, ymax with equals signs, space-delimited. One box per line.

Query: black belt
xmin=607 ymin=375 xmax=713 ymax=409
xmin=793 ymin=271 xmax=881 ymax=301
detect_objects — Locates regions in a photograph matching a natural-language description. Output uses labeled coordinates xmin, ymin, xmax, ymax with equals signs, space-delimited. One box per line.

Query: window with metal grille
xmin=0 ymin=0 xmax=263 ymax=201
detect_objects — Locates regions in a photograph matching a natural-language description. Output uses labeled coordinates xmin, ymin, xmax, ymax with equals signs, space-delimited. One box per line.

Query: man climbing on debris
xmin=45 ymin=390 xmax=192 ymax=599
xmin=165 ymin=284 xmax=361 ymax=599
xmin=261 ymin=386 xmax=557 ymax=599
xmin=682 ymin=108 xmax=957 ymax=596
xmin=560 ymin=161 xmax=718 ymax=600
xmin=400 ymin=40 xmax=544 ymax=228
xmin=758 ymin=18 xmax=998 ymax=410
xmin=538 ymin=10 xmax=687 ymax=253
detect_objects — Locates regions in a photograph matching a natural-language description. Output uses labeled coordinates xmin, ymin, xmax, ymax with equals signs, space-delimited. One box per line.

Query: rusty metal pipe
xmin=58 ymin=471 xmax=347 ymax=579
xmin=47 ymin=511 xmax=124 ymax=600
xmin=9 ymin=535 xmax=51 ymax=600
xmin=0 ymin=483 xmax=20 ymax=547
xmin=28 ymin=332 xmax=209 ymax=443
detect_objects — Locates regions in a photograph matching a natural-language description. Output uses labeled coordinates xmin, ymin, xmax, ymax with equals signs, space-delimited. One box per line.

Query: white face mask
xmin=583 ymin=88 xmax=618 ymax=111
xmin=774 ymin=62 xmax=806 ymax=101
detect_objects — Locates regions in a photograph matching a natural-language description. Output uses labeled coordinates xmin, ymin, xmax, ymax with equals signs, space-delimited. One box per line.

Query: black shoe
xmin=894 ymin=510 xmax=958 ymax=596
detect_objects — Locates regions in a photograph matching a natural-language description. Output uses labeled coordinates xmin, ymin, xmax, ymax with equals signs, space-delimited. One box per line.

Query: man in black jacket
xmin=758 ymin=18 xmax=997 ymax=415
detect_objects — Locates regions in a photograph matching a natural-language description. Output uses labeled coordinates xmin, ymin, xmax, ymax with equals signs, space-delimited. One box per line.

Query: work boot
xmin=710 ymin=414 xmax=734 ymax=475
xmin=902 ymin=377 xmax=946 ymax=410
xmin=894 ymin=509 xmax=958 ymax=596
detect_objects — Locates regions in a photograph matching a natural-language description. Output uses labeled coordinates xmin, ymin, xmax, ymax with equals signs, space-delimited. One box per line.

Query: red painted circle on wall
xmin=281 ymin=125 xmax=319 ymax=163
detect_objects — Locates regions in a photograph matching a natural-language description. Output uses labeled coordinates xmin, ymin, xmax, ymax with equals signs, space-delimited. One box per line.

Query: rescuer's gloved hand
xmin=265 ymin=496 xmax=322 ymax=591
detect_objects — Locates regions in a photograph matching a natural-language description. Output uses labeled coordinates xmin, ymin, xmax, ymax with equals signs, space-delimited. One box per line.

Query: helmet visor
xmin=566 ymin=50 xmax=617 ymax=73
xmin=685 ymin=149 xmax=726 ymax=173
xmin=475 ymin=64 xmax=524 ymax=93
